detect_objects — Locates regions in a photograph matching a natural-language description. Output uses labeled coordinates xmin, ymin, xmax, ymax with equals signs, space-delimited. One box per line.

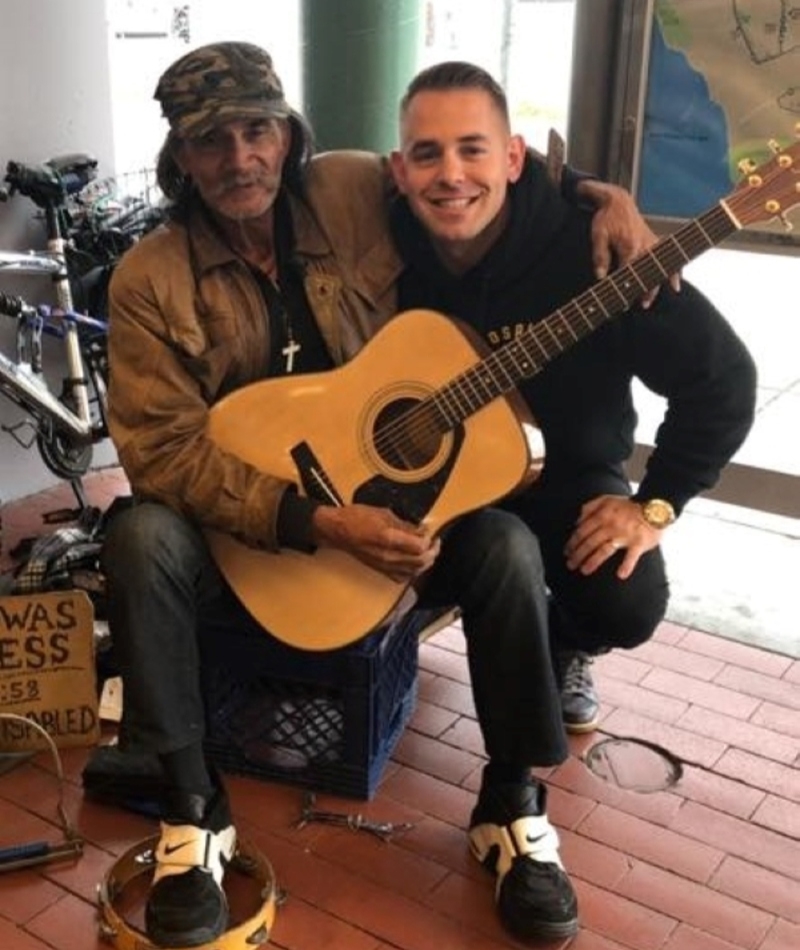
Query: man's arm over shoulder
xmin=527 ymin=142 xmax=673 ymax=299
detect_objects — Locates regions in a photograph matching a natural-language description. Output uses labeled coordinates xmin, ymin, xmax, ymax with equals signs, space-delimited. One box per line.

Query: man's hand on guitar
xmin=577 ymin=179 xmax=681 ymax=308
xmin=564 ymin=494 xmax=664 ymax=580
xmin=312 ymin=504 xmax=441 ymax=582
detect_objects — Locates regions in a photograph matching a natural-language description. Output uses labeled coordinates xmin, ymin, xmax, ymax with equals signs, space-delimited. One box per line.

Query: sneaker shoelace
xmin=560 ymin=652 xmax=594 ymax=697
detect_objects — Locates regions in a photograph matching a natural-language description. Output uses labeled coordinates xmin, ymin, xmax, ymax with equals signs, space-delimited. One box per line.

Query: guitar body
xmin=206 ymin=136 xmax=800 ymax=647
xmin=206 ymin=308 xmax=544 ymax=650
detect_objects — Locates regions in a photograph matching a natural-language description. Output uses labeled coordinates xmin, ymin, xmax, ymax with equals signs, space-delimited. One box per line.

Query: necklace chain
xmin=265 ymin=276 xmax=301 ymax=373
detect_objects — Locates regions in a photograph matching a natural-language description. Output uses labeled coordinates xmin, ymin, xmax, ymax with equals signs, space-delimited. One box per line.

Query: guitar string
xmin=301 ymin=154 xmax=790 ymax=477
xmin=367 ymin=201 xmax=739 ymax=463
xmin=373 ymin=153 xmax=800 ymax=458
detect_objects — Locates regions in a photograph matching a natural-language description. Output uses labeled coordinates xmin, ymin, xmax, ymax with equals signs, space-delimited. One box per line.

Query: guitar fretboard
xmin=427 ymin=202 xmax=740 ymax=429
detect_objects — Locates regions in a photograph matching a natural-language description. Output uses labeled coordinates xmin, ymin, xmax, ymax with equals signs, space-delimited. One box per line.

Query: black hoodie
xmin=390 ymin=155 xmax=757 ymax=513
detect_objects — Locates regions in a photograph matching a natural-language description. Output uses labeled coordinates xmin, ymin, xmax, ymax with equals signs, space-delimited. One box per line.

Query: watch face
xmin=643 ymin=499 xmax=675 ymax=527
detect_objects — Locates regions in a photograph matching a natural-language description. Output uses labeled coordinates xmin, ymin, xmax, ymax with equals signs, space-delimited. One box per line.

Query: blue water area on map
xmin=638 ymin=23 xmax=732 ymax=218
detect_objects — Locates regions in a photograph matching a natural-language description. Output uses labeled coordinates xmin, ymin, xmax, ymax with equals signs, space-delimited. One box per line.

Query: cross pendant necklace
xmin=264 ymin=274 xmax=301 ymax=374
xmin=282 ymin=334 xmax=301 ymax=373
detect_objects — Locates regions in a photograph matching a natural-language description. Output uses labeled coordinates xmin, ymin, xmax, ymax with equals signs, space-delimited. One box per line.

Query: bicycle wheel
xmin=37 ymin=428 xmax=93 ymax=480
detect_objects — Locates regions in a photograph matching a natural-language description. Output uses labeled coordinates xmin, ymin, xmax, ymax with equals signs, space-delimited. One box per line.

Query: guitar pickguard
xmin=353 ymin=426 xmax=464 ymax=523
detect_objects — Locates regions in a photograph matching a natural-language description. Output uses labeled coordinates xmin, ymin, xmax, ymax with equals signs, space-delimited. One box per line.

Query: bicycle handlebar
xmin=1 ymin=154 xmax=98 ymax=210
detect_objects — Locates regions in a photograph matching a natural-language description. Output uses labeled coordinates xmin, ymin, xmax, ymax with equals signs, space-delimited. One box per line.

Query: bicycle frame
xmin=1 ymin=157 xmax=109 ymax=483
xmin=41 ymin=207 xmax=93 ymax=426
xmin=0 ymin=261 xmax=108 ymax=483
xmin=0 ymin=250 xmax=63 ymax=276
xmin=0 ymin=290 xmax=107 ymax=444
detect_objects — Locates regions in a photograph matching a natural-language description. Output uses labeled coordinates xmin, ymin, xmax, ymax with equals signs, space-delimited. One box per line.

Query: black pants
xmin=102 ymin=472 xmax=667 ymax=773
xmin=504 ymin=466 xmax=670 ymax=654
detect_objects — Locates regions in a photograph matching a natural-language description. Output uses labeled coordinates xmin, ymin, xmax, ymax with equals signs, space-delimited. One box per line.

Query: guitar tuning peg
xmin=737 ymin=157 xmax=757 ymax=174
xmin=779 ymin=212 xmax=794 ymax=233
xmin=768 ymin=139 xmax=782 ymax=154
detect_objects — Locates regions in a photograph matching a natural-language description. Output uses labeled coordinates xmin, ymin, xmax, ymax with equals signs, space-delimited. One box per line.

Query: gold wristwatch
xmin=638 ymin=498 xmax=676 ymax=529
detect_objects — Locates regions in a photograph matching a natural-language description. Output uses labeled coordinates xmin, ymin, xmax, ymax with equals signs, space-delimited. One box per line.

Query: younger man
xmin=388 ymin=59 xmax=756 ymax=936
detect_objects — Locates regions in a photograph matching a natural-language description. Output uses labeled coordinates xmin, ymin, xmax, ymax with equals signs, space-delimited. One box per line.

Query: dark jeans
xmin=102 ymin=501 xmax=568 ymax=769
xmin=102 ymin=470 xmax=668 ymax=772
xmin=102 ymin=503 xmax=224 ymax=758
xmin=504 ymin=466 xmax=670 ymax=655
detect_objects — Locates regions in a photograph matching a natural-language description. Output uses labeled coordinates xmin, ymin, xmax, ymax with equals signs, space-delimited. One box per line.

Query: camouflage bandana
xmin=154 ymin=42 xmax=290 ymax=138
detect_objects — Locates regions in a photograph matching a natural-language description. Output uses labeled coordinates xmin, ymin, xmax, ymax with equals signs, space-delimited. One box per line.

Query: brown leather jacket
xmin=107 ymin=150 xmax=402 ymax=550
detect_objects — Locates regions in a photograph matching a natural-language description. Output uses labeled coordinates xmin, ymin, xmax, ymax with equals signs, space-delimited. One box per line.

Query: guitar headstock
xmin=727 ymin=130 xmax=800 ymax=230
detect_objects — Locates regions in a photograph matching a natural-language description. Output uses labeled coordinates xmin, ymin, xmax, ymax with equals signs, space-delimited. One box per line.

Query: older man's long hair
xmin=155 ymin=111 xmax=315 ymax=221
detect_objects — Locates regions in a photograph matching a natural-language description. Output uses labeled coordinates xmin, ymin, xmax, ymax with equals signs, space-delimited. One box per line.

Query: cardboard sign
xmin=0 ymin=590 xmax=99 ymax=751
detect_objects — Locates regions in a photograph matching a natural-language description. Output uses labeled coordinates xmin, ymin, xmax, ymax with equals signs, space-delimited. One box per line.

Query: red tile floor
xmin=1 ymin=467 xmax=798 ymax=950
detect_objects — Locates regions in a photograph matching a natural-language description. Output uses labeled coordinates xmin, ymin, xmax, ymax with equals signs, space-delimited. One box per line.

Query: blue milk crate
xmin=198 ymin=607 xmax=437 ymax=800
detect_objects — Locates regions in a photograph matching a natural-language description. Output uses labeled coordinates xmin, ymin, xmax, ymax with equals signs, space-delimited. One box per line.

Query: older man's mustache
xmin=212 ymin=172 xmax=280 ymax=197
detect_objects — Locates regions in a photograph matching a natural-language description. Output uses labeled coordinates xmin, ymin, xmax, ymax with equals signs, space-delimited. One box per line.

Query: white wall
xmin=108 ymin=0 xmax=303 ymax=176
xmin=0 ymin=0 xmax=118 ymax=502
xmin=0 ymin=1 xmax=115 ymax=253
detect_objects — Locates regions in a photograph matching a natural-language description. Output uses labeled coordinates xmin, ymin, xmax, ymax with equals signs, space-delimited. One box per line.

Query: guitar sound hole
xmin=374 ymin=398 xmax=442 ymax=472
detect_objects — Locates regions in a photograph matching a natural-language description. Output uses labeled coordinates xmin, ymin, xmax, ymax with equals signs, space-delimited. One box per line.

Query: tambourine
xmin=97 ymin=835 xmax=278 ymax=950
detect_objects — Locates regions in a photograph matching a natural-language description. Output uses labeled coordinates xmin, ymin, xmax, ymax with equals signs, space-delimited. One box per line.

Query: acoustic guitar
xmin=206 ymin=138 xmax=800 ymax=651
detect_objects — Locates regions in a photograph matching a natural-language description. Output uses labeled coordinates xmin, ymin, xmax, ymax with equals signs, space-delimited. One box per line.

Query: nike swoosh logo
xmin=163 ymin=841 xmax=193 ymax=856
xmin=525 ymin=833 xmax=548 ymax=845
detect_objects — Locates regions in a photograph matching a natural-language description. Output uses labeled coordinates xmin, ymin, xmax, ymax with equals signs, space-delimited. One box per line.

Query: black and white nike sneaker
xmin=145 ymin=786 xmax=237 ymax=948
xmin=468 ymin=778 xmax=579 ymax=941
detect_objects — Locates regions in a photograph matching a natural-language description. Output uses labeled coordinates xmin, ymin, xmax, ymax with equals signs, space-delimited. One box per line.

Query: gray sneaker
xmin=555 ymin=650 xmax=599 ymax=733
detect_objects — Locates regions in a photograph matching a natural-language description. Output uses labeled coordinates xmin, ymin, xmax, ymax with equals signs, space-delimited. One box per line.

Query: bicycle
xmin=0 ymin=154 xmax=165 ymax=536
xmin=0 ymin=155 xmax=110 ymax=496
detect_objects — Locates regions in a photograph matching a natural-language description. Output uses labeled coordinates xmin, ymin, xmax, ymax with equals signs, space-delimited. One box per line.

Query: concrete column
xmin=301 ymin=0 xmax=423 ymax=153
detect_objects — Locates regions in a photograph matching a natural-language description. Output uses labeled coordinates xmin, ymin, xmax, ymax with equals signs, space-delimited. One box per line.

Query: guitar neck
xmin=428 ymin=201 xmax=740 ymax=428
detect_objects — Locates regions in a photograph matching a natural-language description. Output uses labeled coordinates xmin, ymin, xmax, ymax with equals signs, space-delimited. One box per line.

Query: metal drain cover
xmin=583 ymin=736 xmax=683 ymax=792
